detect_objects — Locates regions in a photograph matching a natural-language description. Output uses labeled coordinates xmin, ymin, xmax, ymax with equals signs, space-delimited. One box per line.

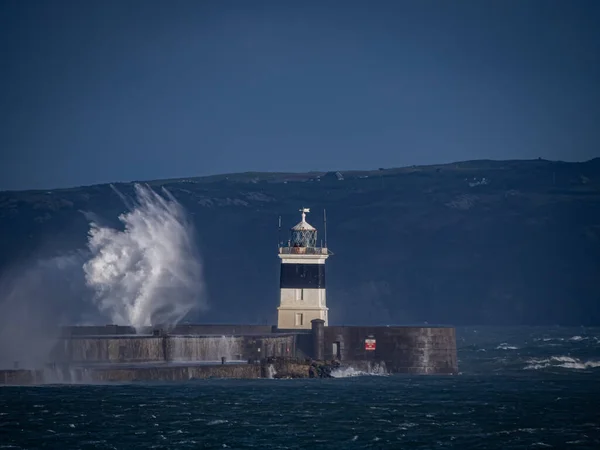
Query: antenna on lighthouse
xmin=324 ymin=208 xmax=328 ymax=249
xmin=278 ymin=215 xmax=282 ymax=248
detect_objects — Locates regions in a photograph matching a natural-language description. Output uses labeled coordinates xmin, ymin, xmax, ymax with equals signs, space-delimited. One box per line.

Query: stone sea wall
xmin=0 ymin=364 xmax=262 ymax=385
xmin=168 ymin=336 xmax=244 ymax=362
xmin=0 ymin=358 xmax=369 ymax=385
xmin=61 ymin=324 xmax=276 ymax=337
xmin=1 ymin=324 xmax=458 ymax=384
xmin=91 ymin=364 xmax=261 ymax=382
xmin=64 ymin=337 xmax=165 ymax=363
xmin=50 ymin=334 xmax=297 ymax=365
xmin=321 ymin=325 xmax=457 ymax=374
xmin=58 ymin=324 xmax=458 ymax=375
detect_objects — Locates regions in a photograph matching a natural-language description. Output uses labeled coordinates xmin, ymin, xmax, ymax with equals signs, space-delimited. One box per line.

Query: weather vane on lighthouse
xmin=300 ymin=207 xmax=310 ymax=223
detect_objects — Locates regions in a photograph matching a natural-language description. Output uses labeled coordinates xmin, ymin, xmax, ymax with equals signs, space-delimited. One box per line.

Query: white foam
xmin=524 ymin=363 xmax=549 ymax=370
xmin=496 ymin=343 xmax=518 ymax=350
xmin=83 ymin=184 xmax=207 ymax=329
xmin=330 ymin=364 xmax=388 ymax=378
xmin=552 ymin=356 xmax=578 ymax=363
xmin=559 ymin=361 xmax=600 ymax=369
xmin=535 ymin=337 xmax=564 ymax=342
xmin=330 ymin=367 xmax=368 ymax=378
xmin=525 ymin=355 xmax=600 ymax=370
xmin=266 ymin=364 xmax=277 ymax=379
xmin=207 ymin=419 xmax=228 ymax=425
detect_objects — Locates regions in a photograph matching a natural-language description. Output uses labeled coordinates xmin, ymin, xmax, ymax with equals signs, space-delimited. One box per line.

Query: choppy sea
xmin=1 ymin=326 xmax=599 ymax=449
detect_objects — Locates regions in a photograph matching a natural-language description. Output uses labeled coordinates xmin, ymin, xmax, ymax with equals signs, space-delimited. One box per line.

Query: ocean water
xmin=1 ymin=326 xmax=599 ymax=449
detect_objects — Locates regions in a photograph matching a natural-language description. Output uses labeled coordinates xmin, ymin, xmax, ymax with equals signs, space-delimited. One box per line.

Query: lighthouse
xmin=277 ymin=208 xmax=331 ymax=329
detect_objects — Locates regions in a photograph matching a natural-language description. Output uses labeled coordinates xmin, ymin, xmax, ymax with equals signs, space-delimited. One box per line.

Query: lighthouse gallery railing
xmin=278 ymin=247 xmax=329 ymax=255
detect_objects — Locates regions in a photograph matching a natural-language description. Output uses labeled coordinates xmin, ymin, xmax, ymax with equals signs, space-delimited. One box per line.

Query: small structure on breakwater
xmin=0 ymin=207 xmax=458 ymax=385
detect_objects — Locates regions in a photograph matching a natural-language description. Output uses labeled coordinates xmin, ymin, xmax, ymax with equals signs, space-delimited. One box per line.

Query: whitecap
xmin=551 ymin=356 xmax=578 ymax=363
xmin=525 ymin=356 xmax=600 ymax=370
xmin=496 ymin=343 xmax=518 ymax=350
xmin=207 ymin=419 xmax=228 ymax=425
xmin=558 ymin=360 xmax=600 ymax=369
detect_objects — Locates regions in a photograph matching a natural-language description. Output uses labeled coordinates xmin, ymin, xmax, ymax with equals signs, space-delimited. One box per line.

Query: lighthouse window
xmin=295 ymin=313 xmax=304 ymax=326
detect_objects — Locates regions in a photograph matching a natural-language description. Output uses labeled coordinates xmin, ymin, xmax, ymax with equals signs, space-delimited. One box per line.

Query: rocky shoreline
xmin=262 ymin=357 xmax=388 ymax=379
xmin=262 ymin=357 xmax=343 ymax=379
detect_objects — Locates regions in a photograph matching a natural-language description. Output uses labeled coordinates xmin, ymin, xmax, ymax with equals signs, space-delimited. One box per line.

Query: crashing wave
xmin=83 ymin=184 xmax=206 ymax=329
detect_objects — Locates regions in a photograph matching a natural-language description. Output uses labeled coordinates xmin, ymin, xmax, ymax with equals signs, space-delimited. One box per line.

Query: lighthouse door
xmin=332 ymin=342 xmax=341 ymax=360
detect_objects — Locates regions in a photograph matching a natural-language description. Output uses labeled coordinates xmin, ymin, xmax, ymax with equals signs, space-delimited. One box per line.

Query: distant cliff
xmin=1 ymin=158 xmax=599 ymax=326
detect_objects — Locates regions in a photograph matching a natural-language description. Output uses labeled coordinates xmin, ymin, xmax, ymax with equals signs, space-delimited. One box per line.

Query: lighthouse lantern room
xmin=277 ymin=208 xmax=331 ymax=329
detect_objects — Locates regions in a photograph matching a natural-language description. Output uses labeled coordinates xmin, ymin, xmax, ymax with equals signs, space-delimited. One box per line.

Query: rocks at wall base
xmin=263 ymin=357 xmax=343 ymax=379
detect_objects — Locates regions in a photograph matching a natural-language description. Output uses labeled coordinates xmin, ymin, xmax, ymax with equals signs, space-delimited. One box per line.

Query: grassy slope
xmin=1 ymin=158 xmax=599 ymax=326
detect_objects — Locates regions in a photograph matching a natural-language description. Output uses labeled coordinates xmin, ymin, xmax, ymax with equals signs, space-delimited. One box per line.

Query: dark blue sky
xmin=1 ymin=0 xmax=599 ymax=191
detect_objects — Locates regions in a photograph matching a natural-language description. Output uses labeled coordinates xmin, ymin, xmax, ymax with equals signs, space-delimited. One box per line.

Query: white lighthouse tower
xmin=277 ymin=208 xmax=331 ymax=329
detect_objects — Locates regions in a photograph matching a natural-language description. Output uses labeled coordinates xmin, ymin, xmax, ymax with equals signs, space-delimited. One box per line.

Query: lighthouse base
xmin=277 ymin=306 xmax=328 ymax=329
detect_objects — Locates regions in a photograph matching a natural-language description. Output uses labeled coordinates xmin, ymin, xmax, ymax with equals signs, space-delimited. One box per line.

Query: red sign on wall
xmin=365 ymin=338 xmax=376 ymax=351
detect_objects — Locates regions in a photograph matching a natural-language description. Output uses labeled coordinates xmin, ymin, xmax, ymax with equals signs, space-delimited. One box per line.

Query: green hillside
xmin=1 ymin=157 xmax=599 ymax=326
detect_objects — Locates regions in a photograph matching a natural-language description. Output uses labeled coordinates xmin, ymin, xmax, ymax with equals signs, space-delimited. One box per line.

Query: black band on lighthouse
xmin=280 ymin=263 xmax=326 ymax=289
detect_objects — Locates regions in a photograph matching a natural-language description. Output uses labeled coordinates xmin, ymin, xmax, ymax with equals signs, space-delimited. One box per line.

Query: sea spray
xmin=0 ymin=253 xmax=89 ymax=369
xmin=83 ymin=184 xmax=207 ymax=329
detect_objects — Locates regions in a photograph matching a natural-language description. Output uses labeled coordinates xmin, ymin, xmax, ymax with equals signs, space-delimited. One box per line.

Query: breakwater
xmin=0 ymin=358 xmax=386 ymax=385
xmin=0 ymin=363 xmax=262 ymax=385
xmin=1 ymin=323 xmax=458 ymax=384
